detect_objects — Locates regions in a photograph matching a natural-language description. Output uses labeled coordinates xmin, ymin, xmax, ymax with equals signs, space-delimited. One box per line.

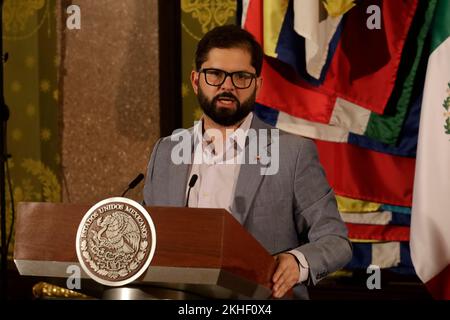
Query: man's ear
xmin=191 ymin=70 xmax=199 ymax=95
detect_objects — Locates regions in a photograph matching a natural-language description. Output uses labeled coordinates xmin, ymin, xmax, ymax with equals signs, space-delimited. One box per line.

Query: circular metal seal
xmin=75 ymin=197 xmax=156 ymax=286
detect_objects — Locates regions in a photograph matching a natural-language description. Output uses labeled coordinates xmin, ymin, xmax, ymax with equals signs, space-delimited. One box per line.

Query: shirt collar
xmin=193 ymin=112 xmax=253 ymax=159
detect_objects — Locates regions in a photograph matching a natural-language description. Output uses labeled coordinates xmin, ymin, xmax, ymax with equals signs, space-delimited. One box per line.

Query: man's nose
xmin=220 ymin=74 xmax=235 ymax=91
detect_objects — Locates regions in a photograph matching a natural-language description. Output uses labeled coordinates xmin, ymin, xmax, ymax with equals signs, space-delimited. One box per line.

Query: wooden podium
xmin=14 ymin=202 xmax=277 ymax=299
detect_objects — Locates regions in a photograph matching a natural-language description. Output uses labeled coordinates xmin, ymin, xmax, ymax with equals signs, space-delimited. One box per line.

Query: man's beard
xmin=197 ymin=88 xmax=256 ymax=127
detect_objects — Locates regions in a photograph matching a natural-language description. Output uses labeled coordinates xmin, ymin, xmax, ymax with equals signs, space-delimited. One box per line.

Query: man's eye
xmin=235 ymin=72 xmax=252 ymax=79
xmin=207 ymin=70 xmax=222 ymax=77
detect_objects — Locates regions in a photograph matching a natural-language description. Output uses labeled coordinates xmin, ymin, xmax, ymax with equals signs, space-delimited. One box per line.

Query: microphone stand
xmin=0 ymin=0 xmax=9 ymax=300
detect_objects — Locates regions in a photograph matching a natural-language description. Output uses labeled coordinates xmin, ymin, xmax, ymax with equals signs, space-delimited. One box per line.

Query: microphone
xmin=185 ymin=174 xmax=198 ymax=207
xmin=121 ymin=173 xmax=145 ymax=197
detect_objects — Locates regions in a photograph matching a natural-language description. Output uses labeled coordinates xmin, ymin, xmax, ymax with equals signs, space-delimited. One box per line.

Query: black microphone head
xmin=189 ymin=174 xmax=198 ymax=188
xmin=129 ymin=173 xmax=145 ymax=189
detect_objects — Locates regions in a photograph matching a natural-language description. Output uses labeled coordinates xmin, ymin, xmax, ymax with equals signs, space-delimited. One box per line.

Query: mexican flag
xmin=410 ymin=0 xmax=450 ymax=299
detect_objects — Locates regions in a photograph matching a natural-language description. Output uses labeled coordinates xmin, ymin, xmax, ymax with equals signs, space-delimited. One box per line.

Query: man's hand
xmin=272 ymin=253 xmax=300 ymax=298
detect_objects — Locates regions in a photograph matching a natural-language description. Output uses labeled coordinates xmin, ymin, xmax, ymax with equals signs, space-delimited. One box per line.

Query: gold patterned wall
xmin=3 ymin=0 xmax=60 ymax=259
xmin=181 ymin=0 xmax=237 ymax=128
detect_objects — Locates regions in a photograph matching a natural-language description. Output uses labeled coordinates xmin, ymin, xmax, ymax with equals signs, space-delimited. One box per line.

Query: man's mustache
xmin=213 ymin=92 xmax=238 ymax=103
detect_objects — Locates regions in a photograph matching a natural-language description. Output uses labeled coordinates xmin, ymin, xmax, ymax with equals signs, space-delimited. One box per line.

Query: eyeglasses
xmin=199 ymin=68 xmax=257 ymax=89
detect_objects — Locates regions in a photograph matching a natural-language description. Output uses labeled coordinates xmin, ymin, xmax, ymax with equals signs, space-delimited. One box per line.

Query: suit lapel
xmin=231 ymin=115 xmax=274 ymax=225
xmin=168 ymin=161 xmax=190 ymax=206
xmin=167 ymin=128 xmax=195 ymax=206
xmin=231 ymin=160 xmax=266 ymax=225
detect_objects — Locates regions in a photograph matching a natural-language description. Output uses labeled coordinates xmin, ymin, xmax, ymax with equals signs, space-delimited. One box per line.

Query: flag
xmin=315 ymin=140 xmax=415 ymax=207
xmin=271 ymin=0 xmax=433 ymax=146
xmin=254 ymin=106 xmax=416 ymax=206
xmin=244 ymin=0 xmax=420 ymax=140
xmin=347 ymin=93 xmax=422 ymax=157
xmin=257 ymin=60 xmax=335 ymax=125
xmin=321 ymin=0 xmax=418 ymax=115
xmin=363 ymin=0 xmax=437 ymax=144
xmin=347 ymin=223 xmax=410 ymax=242
xmin=410 ymin=0 xmax=450 ymax=300
xmin=381 ymin=204 xmax=411 ymax=215
xmin=244 ymin=0 xmax=347 ymax=85
xmin=336 ymin=195 xmax=381 ymax=213
xmin=292 ymin=0 xmax=351 ymax=81
xmin=256 ymin=88 xmax=421 ymax=157
xmin=341 ymin=211 xmax=411 ymax=226
xmin=346 ymin=242 xmax=415 ymax=275
xmin=253 ymin=0 xmax=431 ymax=149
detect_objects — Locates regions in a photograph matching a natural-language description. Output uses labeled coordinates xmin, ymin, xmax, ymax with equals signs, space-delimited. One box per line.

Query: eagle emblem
xmin=76 ymin=198 xmax=156 ymax=286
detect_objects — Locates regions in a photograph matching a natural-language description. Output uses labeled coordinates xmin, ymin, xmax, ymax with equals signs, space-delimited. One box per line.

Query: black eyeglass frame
xmin=199 ymin=68 xmax=258 ymax=89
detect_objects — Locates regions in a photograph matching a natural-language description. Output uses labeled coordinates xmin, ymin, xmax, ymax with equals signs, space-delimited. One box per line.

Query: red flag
xmin=315 ymin=140 xmax=415 ymax=207
xmin=346 ymin=223 xmax=410 ymax=242
xmin=321 ymin=0 xmax=418 ymax=114
xmin=260 ymin=59 xmax=334 ymax=124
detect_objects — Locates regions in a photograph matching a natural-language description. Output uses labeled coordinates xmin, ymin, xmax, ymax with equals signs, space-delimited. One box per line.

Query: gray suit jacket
xmin=143 ymin=114 xmax=352 ymax=299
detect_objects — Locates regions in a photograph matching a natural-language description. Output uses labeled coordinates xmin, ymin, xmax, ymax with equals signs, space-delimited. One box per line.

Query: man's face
xmin=191 ymin=48 xmax=262 ymax=127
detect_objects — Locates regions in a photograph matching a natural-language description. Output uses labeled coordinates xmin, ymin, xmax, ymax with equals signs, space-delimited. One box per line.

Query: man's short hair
xmin=195 ymin=25 xmax=263 ymax=76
